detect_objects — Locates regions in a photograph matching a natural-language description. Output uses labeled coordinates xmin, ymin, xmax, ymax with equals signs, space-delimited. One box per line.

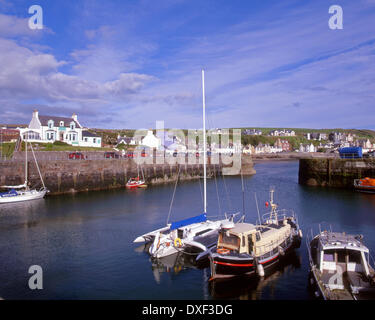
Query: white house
xmin=20 ymin=110 xmax=102 ymax=147
xmin=141 ymin=130 xmax=161 ymax=149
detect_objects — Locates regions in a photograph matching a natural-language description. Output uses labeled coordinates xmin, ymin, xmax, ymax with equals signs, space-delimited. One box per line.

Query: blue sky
xmin=0 ymin=0 xmax=374 ymax=129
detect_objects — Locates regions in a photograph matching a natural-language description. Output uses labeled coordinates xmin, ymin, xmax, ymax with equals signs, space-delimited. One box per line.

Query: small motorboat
xmin=307 ymin=230 xmax=375 ymax=300
xmin=206 ymin=189 xmax=302 ymax=281
xmin=354 ymin=177 xmax=375 ymax=193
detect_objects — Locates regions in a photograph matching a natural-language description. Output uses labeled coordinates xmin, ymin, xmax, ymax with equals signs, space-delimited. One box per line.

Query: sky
xmin=0 ymin=0 xmax=374 ymax=130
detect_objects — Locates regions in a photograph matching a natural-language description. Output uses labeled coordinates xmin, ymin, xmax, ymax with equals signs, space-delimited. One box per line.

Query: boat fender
xmin=174 ymin=237 xmax=182 ymax=248
xmin=278 ymin=246 xmax=285 ymax=256
xmin=298 ymin=229 xmax=303 ymax=239
xmin=257 ymin=263 xmax=265 ymax=277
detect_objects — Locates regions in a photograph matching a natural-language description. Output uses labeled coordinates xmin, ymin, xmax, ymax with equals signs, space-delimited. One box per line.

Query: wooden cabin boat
xmin=207 ymin=189 xmax=302 ymax=280
xmin=354 ymin=177 xmax=375 ymax=193
xmin=308 ymin=230 xmax=375 ymax=300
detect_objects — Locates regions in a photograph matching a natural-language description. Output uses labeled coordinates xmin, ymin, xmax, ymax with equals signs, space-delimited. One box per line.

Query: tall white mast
xmin=202 ymin=69 xmax=207 ymax=214
xmin=25 ymin=139 xmax=28 ymax=188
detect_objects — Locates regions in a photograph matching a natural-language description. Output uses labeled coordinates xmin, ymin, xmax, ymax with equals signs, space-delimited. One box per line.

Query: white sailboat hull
xmin=0 ymin=189 xmax=47 ymax=204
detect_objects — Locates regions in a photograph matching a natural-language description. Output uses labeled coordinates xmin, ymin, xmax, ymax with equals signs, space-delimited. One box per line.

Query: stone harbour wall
xmin=298 ymin=158 xmax=375 ymax=188
xmin=0 ymin=154 xmax=255 ymax=195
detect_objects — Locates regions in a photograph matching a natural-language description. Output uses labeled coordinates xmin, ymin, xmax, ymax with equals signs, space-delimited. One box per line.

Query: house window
xmin=70 ymin=122 xmax=75 ymax=130
xmin=84 ymin=138 xmax=88 ymax=142
xmin=93 ymin=138 xmax=96 ymax=143
xmin=48 ymin=120 xmax=54 ymax=129
xmin=60 ymin=121 xmax=64 ymax=127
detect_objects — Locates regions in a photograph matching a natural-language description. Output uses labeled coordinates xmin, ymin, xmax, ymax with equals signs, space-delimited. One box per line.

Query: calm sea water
xmin=1 ymin=160 xmax=374 ymax=300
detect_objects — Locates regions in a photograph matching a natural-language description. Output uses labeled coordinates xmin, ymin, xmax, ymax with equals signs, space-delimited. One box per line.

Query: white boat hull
xmin=0 ymin=190 xmax=47 ymax=204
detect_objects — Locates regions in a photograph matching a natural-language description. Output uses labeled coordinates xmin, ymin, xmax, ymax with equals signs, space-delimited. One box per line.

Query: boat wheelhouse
xmin=308 ymin=231 xmax=375 ymax=300
xmin=208 ymin=189 xmax=302 ymax=280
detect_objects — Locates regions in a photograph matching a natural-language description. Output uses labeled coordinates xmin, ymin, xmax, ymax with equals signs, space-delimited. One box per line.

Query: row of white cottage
xmin=19 ymin=110 xmax=102 ymax=147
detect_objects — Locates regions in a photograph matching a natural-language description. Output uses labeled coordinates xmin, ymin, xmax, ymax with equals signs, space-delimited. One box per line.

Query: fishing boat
xmin=0 ymin=140 xmax=48 ymax=203
xmin=307 ymin=230 xmax=375 ymax=300
xmin=354 ymin=177 xmax=375 ymax=193
xmin=133 ymin=70 xmax=238 ymax=259
xmin=126 ymin=166 xmax=147 ymax=189
xmin=207 ymin=188 xmax=302 ymax=281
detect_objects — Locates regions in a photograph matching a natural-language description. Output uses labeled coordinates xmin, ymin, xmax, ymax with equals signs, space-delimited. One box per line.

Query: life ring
xmin=217 ymin=248 xmax=230 ymax=255
xmin=174 ymin=238 xmax=182 ymax=248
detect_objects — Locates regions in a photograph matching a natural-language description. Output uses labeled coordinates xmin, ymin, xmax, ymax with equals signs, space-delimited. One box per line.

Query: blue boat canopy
xmin=170 ymin=214 xmax=207 ymax=230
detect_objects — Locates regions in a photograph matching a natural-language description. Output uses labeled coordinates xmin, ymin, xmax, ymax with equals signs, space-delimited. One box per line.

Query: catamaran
xmin=0 ymin=140 xmax=48 ymax=203
xmin=133 ymin=70 xmax=238 ymax=259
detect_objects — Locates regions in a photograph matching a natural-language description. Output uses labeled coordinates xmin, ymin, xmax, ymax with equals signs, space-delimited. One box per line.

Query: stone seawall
xmin=0 ymin=154 xmax=255 ymax=195
xmin=298 ymin=158 xmax=375 ymax=188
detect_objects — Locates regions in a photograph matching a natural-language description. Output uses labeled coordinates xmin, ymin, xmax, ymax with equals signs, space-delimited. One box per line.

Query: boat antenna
xmin=202 ymin=69 xmax=207 ymax=214
xmin=240 ymin=163 xmax=245 ymax=219
xmin=25 ymin=139 xmax=28 ymax=189
xmin=254 ymin=192 xmax=261 ymax=225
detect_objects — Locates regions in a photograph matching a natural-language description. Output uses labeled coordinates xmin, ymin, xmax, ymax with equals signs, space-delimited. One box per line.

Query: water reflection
xmin=209 ymin=252 xmax=302 ymax=300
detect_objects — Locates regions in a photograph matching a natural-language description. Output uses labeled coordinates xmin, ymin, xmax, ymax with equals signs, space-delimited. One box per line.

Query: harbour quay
xmin=299 ymin=158 xmax=375 ymax=189
xmin=0 ymin=152 xmax=255 ymax=195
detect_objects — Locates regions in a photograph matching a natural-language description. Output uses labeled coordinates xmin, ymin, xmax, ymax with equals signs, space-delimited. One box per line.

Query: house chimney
xmin=72 ymin=113 xmax=78 ymax=122
xmin=33 ymin=109 xmax=39 ymax=119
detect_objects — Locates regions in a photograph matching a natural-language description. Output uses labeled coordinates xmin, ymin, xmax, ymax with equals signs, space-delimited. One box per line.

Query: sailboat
xmin=0 ymin=140 xmax=48 ymax=203
xmin=126 ymin=165 xmax=147 ymax=189
xmin=133 ymin=70 xmax=238 ymax=259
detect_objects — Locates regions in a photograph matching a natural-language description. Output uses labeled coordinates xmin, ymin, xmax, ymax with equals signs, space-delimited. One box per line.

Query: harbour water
xmin=1 ymin=160 xmax=374 ymax=300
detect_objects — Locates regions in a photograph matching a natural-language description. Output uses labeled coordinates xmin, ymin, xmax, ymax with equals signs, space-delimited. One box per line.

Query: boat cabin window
xmin=196 ymin=229 xmax=212 ymax=237
xmin=248 ymin=235 xmax=253 ymax=253
xmin=337 ymin=250 xmax=346 ymax=263
xmin=323 ymin=250 xmax=335 ymax=262
xmin=348 ymin=250 xmax=362 ymax=264
xmin=177 ymin=229 xmax=184 ymax=239
xmin=221 ymin=233 xmax=240 ymax=248
xmin=256 ymin=232 xmax=261 ymax=242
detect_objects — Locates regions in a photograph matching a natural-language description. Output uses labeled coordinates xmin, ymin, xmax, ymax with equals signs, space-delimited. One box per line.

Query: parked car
xmin=126 ymin=151 xmax=134 ymax=158
xmin=68 ymin=152 xmax=85 ymax=160
xmin=104 ymin=152 xmax=120 ymax=159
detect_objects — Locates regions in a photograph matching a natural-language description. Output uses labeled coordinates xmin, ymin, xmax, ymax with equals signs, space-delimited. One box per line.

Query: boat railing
xmin=261 ymin=209 xmax=296 ymax=222
xmin=255 ymin=231 xmax=292 ymax=255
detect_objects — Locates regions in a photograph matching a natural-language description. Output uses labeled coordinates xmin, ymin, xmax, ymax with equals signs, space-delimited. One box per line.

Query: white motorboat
xmin=0 ymin=140 xmax=48 ymax=204
xmin=308 ymin=229 xmax=375 ymax=300
xmin=133 ymin=70 xmax=238 ymax=258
